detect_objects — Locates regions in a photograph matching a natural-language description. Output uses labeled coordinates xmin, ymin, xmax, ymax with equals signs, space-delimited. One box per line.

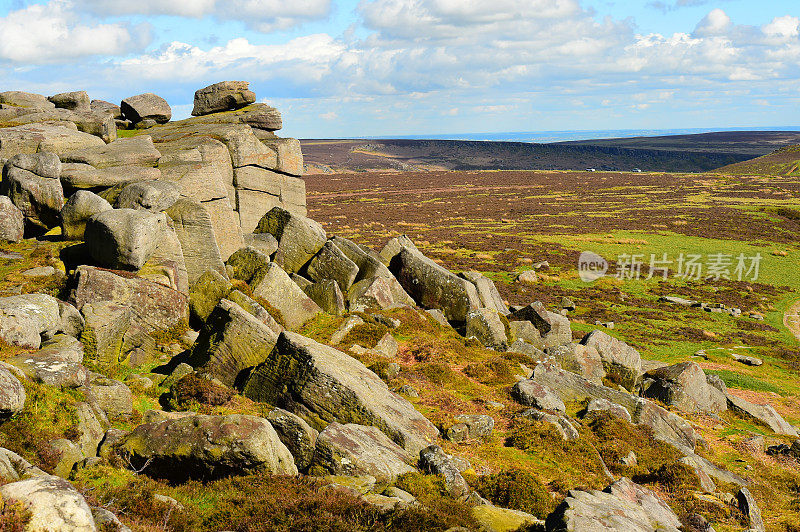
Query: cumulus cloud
xmin=0 ymin=0 xmax=148 ymax=63
xmin=75 ymin=0 xmax=331 ymax=31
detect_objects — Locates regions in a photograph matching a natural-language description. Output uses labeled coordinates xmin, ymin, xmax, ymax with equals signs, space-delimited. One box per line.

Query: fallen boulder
xmin=580 ymin=330 xmax=642 ymax=390
xmin=306 ymin=240 xmax=359 ymax=292
xmin=266 ymin=408 xmax=318 ymax=471
xmin=642 ymin=362 xmax=726 ymax=414
xmin=0 ymin=293 xmax=61 ymax=349
xmin=727 ymin=393 xmax=798 ymax=436
xmin=120 ymin=93 xmax=171 ymax=125
xmin=84 ymin=208 xmax=167 ymax=270
xmin=466 ymin=308 xmax=508 ymax=350
xmin=61 ymin=190 xmax=113 ymax=240
xmin=192 ymin=81 xmax=257 ymax=116
xmin=48 ymin=91 xmax=90 ymax=112
xmin=255 ymin=207 xmax=326 ymax=273
xmin=1 ymin=152 xmax=64 ymax=230
xmin=250 ymin=263 xmax=321 ymax=331
xmin=118 ymin=414 xmax=297 ymax=481
xmin=0 ymin=475 xmax=96 ymax=531
xmin=244 ymin=331 xmax=439 ymax=455
xmin=310 ymin=422 xmax=415 ymax=482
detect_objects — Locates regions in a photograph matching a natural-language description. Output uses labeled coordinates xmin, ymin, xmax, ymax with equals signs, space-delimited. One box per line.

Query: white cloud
xmin=694 ymin=8 xmax=731 ymax=36
xmin=320 ymin=111 xmax=338 ymax=120
xmin=0 ymin=1 xmax=147 ymax=63
xmin=75 ymin=0 xmax=331 ymax=32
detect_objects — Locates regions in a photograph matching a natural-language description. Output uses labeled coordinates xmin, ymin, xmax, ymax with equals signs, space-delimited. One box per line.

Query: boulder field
xmin=0 ymin=81 xmax=781 ymax=531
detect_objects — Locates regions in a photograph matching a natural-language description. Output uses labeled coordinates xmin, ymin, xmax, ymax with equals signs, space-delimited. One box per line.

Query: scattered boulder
xmin=545 ymin=477 xmax=681 ymax=532
xmin=267 ymin=408 xmax=318 ymax=471
xmin=390 ymin=247 xmax=479 ymax=322
xmin=445 ymin=414 xmax=494 ymax=442
xmin=255 ymin=207 xmax=326 ymax=273
xmin=349 ymin=276 xmax=395 ymax=311
xmin=304 ymin=279 xmax=346 ymax=316
xmin=583 ymin=398 xmax=632 ymax=423
xmin=419 ymin=445 xmax=470 ymax=499
xmin=0 ymin=196 xmax=24 ymax=241
xmin=189 ymin=299 xmax=280 ymax=387
xmin=733 ymin=353 xmax=763 ymax=366
xmin=90 ymin=99 xmax=122 ymax=119
xmin=311 ymin=422 xmax=415 ymax=482
xmin=244 ymin=331 xmax=439 ymax=455
xmin=466 ymin=308 xmax=508 ymax=350
xmin=727 ymin=393 xmax=798 ymax=436
xmin=118 ymin=414 xmax=297 ymax=481
xmin=61 ymin=190 xmax=112 ymax=240
xmin=306 ymin=240 xmax=359 ymax=292
xmin=548 ymin=343 xmax=606 ymax=385
xmin=642 ymin=362 xmax=726 ymax=414
xmin=83 ymin=374 xmax=133 ymax=417
xmin=192 ymin=81 xmax=257 ymax=116
xmin=511 ymin=380 xmax=566 ymax=413
xmin=330 ymin=315 xmax=364 ymax=344
xmin=522 ymin=409 xmax=580 ymax=441
xmin=460 ymin=271 xmax=510 ymax=315
xmin=736 ymin=487 xmax=765 ymax=532
xmin=510 ymin=302 xmax=571 ymax=348
xmin=0 ymin=475 xmax=96 ymax=531
xmin=84 ymin=208 xmax=167 ymax=270
xmin=120 ymin=93 xmax=171 ymax=125
xmin=8 ymin=348 xmax=88 ymax=389
xmin=580 ymin=330 xmax=642 ymax=391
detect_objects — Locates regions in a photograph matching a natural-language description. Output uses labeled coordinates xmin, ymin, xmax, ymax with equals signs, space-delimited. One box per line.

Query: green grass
xmin=705 ymin=369 xmax=786 ymax=394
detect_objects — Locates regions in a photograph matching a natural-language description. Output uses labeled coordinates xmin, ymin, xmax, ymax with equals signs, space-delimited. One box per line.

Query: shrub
xmin=473 ymin=469 xmax=555 ymax=518
xmin=165 ymin=374 xmax=235 ymax=411
xmin=463 ymin=357 xmax=514 ymax=385
xmin=588 ymin=413 xmax=680 ymax=477
xmin=340 ymin=322 xmax=390 ymax=349
xmin=0 ymin=501 xmax=31 ymax=532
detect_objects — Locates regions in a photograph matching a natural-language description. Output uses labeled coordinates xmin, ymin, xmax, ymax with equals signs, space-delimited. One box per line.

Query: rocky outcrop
xmin=0 ymin=293 xmax=61 ymax=349
xmin=311 ymin=422 xmax=415 ymax=482
xmin=244 ymin=331 xmax=439 ymax=455
xmin=580 ymin=330 xmax=642 ymax=390
xmin=267 ymin=408 xmax=318 ymax=471
xmin=118 ymin=414 xmax=297 ymax=481
xmin=61 ymin=190 xmax=113 ymax=240
xmin=466 ymin=308 xmax=508 ymax=350
xmin=642 ymin=362 xmax=726 ymax=414
xmin=250 ymin=263 xmax=321 ymax=331
xmin=1 ymin=152 xmax=64 ymax=231
xmin=255 ymin=207 xmax=326 ymax=273
xmin=727 ymin=393 xmax=798 ymax=436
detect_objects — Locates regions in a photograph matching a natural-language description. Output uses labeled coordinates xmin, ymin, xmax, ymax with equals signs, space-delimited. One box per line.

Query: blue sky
xmin=1 ymin=0 xmax=799 ymax=138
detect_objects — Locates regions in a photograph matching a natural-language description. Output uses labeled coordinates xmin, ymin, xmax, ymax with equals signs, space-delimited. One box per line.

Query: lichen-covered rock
xmin=0 ymin=293 xmax=61 ymax=349
xmin=250 ymin=263 xmax=321 ymax=330
xmin=189 ymin=269 xmax=232 ymax=322
xmin=548 ymin=343 xmax=606 ymax=385
xmin=84 ymin=208 xmax=167 ymax=270
xmin=83 ymin=374 xmax=133 ymax=417
xmin=8 ymin=347 xmax=89 ymax=389
xmin=79 ymin=301 xmax=131 ymax=366
xmin=254 ymin=207 xmax=326 ymax=273
xmin=192 ymin=81 xmax=257 ymax=116
xmin=61 ymin=190 xmax=113 ymax=240
xmin=310 ymin=422 xmax=415 ymax=482
xmin=119 ymin=414 xmax=297 ymax=481
xmin=419 ymin=445 xmax=470 ymax=499
xmin=267 ymin=408 xmax=318 ymax=471
xmin=166 ymin=198 xmax=227 ymax=284
xmin=472 ymin=505 xmax=542 ymax=532
xmin=306 ymin=241 xmax=359 ymax=292
xmin=0 ymin=475 xmax=96 ymax=531
xmin=583 ymin=398 xmax=632 ymax=423
xmin=445 ymin=414 xmax=494 ymax=442
xmin=244 ymin=331 xmax=439 ymax=455
xmin=580 ymin=330 xmax=642 ymax=391
xmin=545 ymin=477 xmax=681 ymax=532
xmin=642 ymin=361 xmax=726 ymax=414
xmin=390 ymin=247 xmax=480 ymax=322
xmin=1 ymin=153 xmax=64 ymax=230
xmin=189 ymin=299 xmax=280 ymax=387
xmin=511 ymin=380 xmax=565 ymax=413
xmin=0 ymin=196 xmax=24 ymax=241
xmin=120 ymin=93 xmax=171 ymax=125
xmin=225 ymin=290 xmax=283 ymax=334
xmin=225 ymin=246 xmax=271 ymax=284
xmin=466 ymin=308 xmax=508 ymax=350
xmin=0 ymin=366 xmax=25 ymax=417
xmin=304 ymin=279 xmax=346 ymax=316
xmin=48 ymin=91 xmax=90 ymax=112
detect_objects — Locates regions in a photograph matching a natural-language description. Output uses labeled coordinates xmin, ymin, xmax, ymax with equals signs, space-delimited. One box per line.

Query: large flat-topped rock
xmin=0 ymin=123 xmax=105 ymax=159
xmin=62 ymin=136 xmax=161 ymax=168
xmin=0 ymin=108 xmax=116 ymax=143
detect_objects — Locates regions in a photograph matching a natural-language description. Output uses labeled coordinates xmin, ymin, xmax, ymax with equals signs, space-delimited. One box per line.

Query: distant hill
xmin=301 ymin=131 xmax=800 ymax=174
xmin=715 ymin=144 xmax=800 ymax=176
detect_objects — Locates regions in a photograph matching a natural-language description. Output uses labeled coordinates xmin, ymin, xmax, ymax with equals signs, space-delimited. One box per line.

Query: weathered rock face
xmin=83 ymin=374 xmax=133 ymax=417
xmin=0 ymin=196 xmax=24 ymax=241
xmin=512 ymin=380 xmax=566 ymax=413
xmin=1 ymin=153 xmax=64 ymax=230
xmin=548 ymin=343 xmax=606 ymax=385
xmin=260 ymin=137 xmax=304 ymax=176
xmin=115 ymin=180 xmax=181 ymax=212
xmin=255 ymin=207 xmax=326 ymax=273
xmin=727 ymin=393 xmax=798 ymax=436
xmin=390 ymin=247 xmax=479 ymax=322
xmin=267 ymin=408 xmax=318 ymax=471
xmin=120 ymin=93 xmax=171 ymax=125
xmin=580 ymin=330 xmax=642 ymax=391
xmin=118 ymin=414 xmax=297 ymax=481
xmin=0 ymin=366 xmax=26 ymax=417
xmin=250 ymin=263 xmax=321 ymax=331
xmin=0 ymin=91 xmax=55 ymax=110
xmin=72 ymin=266 xmax=189 ymax=362
xmin=90 ymin=99 xmax=121 ymax=119
xmin=60 ymin=163 xmax=161 ymax=189
xmin=244 ymin=331 xmax=439 ymax=455
xmin=189 ymin=269 xmax=233 ymax=322
xmin=445 ymin=414 xmax=494 ymax=442
xmin=642 ymin=362 xmax=726 ymax=414
xmin=226 ymin=246 xmax=271 ymax=284
xmin=0 ymin=475 xmax=97 ymax=532
xmin=349 ymin=276 xmax=395 ymax=311
xmin=304 ymin=280 xmax=346 ymax=316
xmin=306 ymin=241 xmax=359 ymax=292
xmin=737 ymin=487 xmax=765 ymax=532
xmin=419 ymin=445 xmax=470 ymax=499
xmin=311 ymin=422 xmax=415 ymax=482
xmin=8 ymin=349 xmax=89 ymax=389
xmin=61 ymin=190 xmax=113 ymax=240
xmin=466 ymin=308 xmax=508 ymax=350
xmin=0 ymin=123 xmax=105 ymax=159
xmin=49 ymin=91 xmax=91 ymax=112
xmin=460 ymin=271 xmax=510 ymax=315
xmin=166 ymin=198 xmax=227 ymax=284
xmin=545 ymin=477 xmax=681 ymax=532
xmin=62 ymin=135 xmax=161 ymax=169
xmin=189 ymin=299 xmax=280 ymax=387
xmin=0 ymin=293 xmax=61 ymax=349
xmin=192 ymin=81 xmax=257 ymax=116
xmin=84 ymin=209 xmax=167 ymax=270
